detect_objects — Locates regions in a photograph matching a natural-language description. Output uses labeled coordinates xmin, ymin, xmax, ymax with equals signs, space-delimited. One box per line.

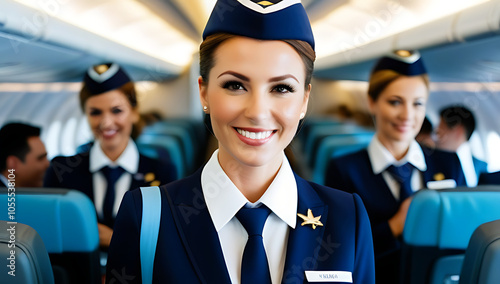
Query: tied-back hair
xmin=79 ymin=65 xmax=140 ymax=139
xmin=199 ymin=33 xmax=316 ymax=88
xmin=79 ymin=65 xmax=138 ymax=111
xmin=368 ymin=70 xmax=430 ymax=101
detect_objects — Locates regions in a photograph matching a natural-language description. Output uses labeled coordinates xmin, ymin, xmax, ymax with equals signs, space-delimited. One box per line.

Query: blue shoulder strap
xmin=140 ymin=186 xmax=162 ymax=284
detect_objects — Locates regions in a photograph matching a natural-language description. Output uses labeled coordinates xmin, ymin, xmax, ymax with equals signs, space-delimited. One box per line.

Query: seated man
xmin=436 ymin=106 xmax=487 ymax=186
xmin=0 ymin=122 xmax=49 ymax=187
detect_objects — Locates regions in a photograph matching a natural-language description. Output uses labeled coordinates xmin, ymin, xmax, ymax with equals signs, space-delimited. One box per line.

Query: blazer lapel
xmin=282 ymin=175 xmax=327 ymax=283
xmin=168 ymin=172 xmax=231 ymax=284
xmin=359 ymin=150 xmax=398 ymax=205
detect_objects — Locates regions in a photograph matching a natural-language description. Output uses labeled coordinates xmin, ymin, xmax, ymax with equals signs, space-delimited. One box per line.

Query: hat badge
xmin=252 ymin=0 xmax=282 ymax=8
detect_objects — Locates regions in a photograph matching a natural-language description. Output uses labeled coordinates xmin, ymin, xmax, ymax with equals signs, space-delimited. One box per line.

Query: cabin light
xmin=12 ymin=0 xmax=197 ymax=68
xmin=313 ymin=0 xmax=490 ymax=60
xmin=200 ymin=0 xmax=217 ymax=22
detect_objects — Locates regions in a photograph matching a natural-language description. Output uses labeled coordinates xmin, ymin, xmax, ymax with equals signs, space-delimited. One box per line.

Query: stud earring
xmin=203 ymin=106 xmax=208 ymax=111
xmin=300 ymin=113 xmax=305 ymax=119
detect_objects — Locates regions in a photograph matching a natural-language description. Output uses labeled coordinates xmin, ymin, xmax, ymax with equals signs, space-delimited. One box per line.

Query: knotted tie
xmin=236 ymin=205 xmax=272 ymax=284
xmin=386 ymin=163 xmax=414 ymax=201
xmin=100 ymin=166 xmax=125 ymax=226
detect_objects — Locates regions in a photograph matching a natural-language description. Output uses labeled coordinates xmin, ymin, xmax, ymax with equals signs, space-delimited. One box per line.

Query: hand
xmin=388 ymin=197 xmax=413 ymax=237
xmin=98 ymin=223 xmax=114 ymax=248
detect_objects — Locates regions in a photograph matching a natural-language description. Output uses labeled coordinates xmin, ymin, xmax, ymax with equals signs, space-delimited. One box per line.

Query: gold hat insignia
xmin=297 ymin=209 xmax=323 ymax=229
xmin=434 ymin=173 xmax=445 ymax=181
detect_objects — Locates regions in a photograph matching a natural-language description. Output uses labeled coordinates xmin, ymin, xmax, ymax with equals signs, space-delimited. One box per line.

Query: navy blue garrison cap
xmin=372 ymin=50 xmax=427 ymax=76
xmin=83 ymin=63 xmax=131 ymax=95
xmin=203 ymin=0 xmax=315 ymax=50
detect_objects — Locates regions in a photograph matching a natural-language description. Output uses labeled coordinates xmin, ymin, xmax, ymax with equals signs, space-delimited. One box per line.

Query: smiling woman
xmin=199 ymin=36 xmax=310 ymax=201
xmin=43 ymin=63 xmax=178 ymax=248
xmin=325 ymin=51 xmax=467 ymax=284
xmin=107 ymin=0 xmax=375 ymax=283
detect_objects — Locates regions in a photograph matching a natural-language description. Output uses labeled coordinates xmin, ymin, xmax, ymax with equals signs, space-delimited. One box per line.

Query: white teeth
xmin=237 ymin=129 xmax=273 ymax=140
xmin=103 ymin=130 xmax=117 ymax=136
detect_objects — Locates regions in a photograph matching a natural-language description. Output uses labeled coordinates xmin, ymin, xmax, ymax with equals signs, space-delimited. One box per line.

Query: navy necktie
xmin=386 ymin=163 xmax=414 ymax=201
xmin=236 ymin=205 xmax=272 ymax=284
xmin=100 ymin=166 xmax=125 ymax=226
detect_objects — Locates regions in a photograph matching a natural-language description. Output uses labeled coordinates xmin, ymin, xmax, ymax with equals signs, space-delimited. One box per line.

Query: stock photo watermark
xmin=6 ymin=169 xmax=16 ymax=277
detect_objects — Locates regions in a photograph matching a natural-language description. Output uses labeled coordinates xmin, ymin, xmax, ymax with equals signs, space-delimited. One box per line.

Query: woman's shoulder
xmin=421 ymin=146 xmax=459 ymax=159
xmin=297 ymin=175 xmax=360 ymax=205
xmin=331 ymin=148 xmax=368 ymax=164
xmin=156 ymin=168 xmax=203 ymax=201
xmin=138 ymin=153 xmax=179 ymax=182
xmin=49 ymin=152 xmax=89 ymax=166
xmin=327 ymin=148 xmax=369 ymax=174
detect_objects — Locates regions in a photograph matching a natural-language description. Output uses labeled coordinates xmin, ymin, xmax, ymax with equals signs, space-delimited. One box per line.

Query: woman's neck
xmin=377 ymin=134 xmax=411 ymax=161
xmin=218 ymin=152 xmax=283 ymax=203
xmin=101 ymin=141 xmax=128 ymax=162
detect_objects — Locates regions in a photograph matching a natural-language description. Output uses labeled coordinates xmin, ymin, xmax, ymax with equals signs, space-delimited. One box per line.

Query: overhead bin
xmin=315 ymin=0 xmax=500 ymax=73
xmin=0 ymin=1 xmax=183 ymax=82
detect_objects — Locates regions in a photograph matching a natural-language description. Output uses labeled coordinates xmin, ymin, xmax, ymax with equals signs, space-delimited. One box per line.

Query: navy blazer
xmin=325 ymin=147 xmax=465 ymax=283
xmin=43 ymin=151 xmax=177 ymax=225
xmin=478 ymin=171 xmax=500 ymax=185
xmin=325 ymin=147 xmax=465 ymax=255
xmin=106 ymin=169 xmax=375 ymax=284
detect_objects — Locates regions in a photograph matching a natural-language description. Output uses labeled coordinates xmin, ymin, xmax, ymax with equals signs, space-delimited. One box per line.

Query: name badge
xmin=305 ymin=271 xmax=353 ymax=283
xmin=426 ymin=179 xmax=457 ymax=190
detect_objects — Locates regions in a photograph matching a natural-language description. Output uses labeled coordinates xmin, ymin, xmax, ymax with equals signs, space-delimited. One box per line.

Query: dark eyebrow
xmin=269 ymin=74 xmax=299 ymax=84
xmin=217 ymin=71 xmax=249 ymax=81
xmin=217 ymin=71 xmax=299 ymax=84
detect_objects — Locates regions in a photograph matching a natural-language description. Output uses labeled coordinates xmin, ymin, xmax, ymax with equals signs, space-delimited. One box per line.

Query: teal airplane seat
xmin=0 ymin=188 xmax=100 ymax=284
xmin=401 ymin=187 xmax=500 ymax=284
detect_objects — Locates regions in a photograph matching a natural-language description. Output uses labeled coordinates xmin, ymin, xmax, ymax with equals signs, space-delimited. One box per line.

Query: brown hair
xmin=368 ymin=70 xmax=430 ymax=101
xmin=79 ymin=82 xmax=138 ymax=111
xmin=199 ymin=33 xmax=316 ymax=88
xmin=79 ymin=74 xmax=140 ymax=139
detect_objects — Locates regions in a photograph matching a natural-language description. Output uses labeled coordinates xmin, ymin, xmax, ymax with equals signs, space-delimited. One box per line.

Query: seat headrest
xmin=404 ymin=188 xmax=500 ymax=249
xmin=0 ymin=188 xmax=99 ymax=253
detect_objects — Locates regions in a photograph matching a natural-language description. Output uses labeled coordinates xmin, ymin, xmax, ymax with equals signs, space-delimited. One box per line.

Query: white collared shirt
xmin=367 ymin=137 xmax=427 ymax=200
xmin=201 ymin=150 xmax=298 ymax=284
xmin=89 ymin=138 xmax=139 ymax=219
xmin=456 ymin=143 xmax=478 ymax=187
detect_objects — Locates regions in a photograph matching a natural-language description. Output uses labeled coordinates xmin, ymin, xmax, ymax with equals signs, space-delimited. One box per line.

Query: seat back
xmin=0 ymin=188 xmax=100 ymax=284
xmin=303 ymin=123 xmax=371 ymax=158
xmin=136 ymin=135 xmax=185 ymax=178
xmin=459 ymin=219 xmax=500 ymax=284
xmin=0 ymin=220 xmax=54 ymax=284
xmin=401 ymin=187 xmax=500 ymax=284
xmin=312 ymin=133 xmax=373 ymax=185
xmin=142 ymin=124 xmax=195 ymax=171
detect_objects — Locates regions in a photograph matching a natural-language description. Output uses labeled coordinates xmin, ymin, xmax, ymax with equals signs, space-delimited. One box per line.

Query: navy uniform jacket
xmin=106 ymin=169 xmax=375 ymax=284
xmin=325 ymin=147 xmax=465 ymax=257
xmin=479 ymin=171 xmax=500 ymax=185
xmin=43 ymin=151 xmax=177 ymax=211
